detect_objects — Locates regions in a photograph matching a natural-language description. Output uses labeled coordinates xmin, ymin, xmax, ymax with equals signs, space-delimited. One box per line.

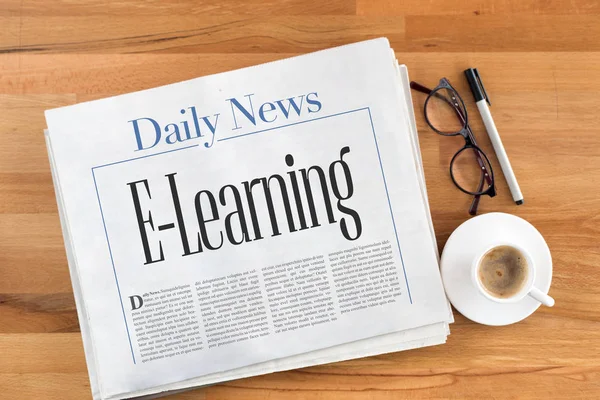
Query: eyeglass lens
xmin=424 ymin=87 xmax=467 ymax=135
xmin=451 ymin=146 xmax=493 ymax=195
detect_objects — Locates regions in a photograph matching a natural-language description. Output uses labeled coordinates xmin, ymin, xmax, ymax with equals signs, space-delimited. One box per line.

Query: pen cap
xmin=464 ymin=68 xmax=490 ymax=105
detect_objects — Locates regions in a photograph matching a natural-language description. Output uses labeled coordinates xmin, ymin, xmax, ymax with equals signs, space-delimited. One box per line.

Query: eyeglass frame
xmin=410 ymin=78 xmax=496 ymax=215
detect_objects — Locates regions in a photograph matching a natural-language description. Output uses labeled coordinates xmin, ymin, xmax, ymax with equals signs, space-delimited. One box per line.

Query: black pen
xmin=464 ymin=68 xmax=524 ymax=205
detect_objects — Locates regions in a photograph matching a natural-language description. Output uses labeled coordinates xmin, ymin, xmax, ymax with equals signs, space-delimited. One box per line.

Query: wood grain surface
xmin=1 ymin=1 xmax=599 ymax=399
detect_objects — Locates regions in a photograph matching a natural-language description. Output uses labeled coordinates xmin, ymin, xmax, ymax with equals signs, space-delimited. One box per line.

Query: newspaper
xmin=44 ymin=38 xmax=452 ymax=400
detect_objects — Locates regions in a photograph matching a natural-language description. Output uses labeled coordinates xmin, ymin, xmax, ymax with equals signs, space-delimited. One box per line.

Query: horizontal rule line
xmin=93 ymin=143 xmax=199 ymax=170
xmin=217 ymin=107 xmax=370 ymax=142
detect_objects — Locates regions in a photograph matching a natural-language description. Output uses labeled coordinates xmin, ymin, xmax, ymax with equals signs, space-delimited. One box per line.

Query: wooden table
xmin=1 ymin=1 xmax=599 ymax=399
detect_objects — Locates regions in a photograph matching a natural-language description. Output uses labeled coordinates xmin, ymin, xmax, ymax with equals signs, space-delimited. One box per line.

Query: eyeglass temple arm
xmin=469 ymin=183 xmax=483 ymax=216
xmin=409 ymin=81 xmax=433 ymax=96
xmin=469 ymin=195 xmax=481 ymax=216
xmin=469 ymin=167 xmax=497 ymax=214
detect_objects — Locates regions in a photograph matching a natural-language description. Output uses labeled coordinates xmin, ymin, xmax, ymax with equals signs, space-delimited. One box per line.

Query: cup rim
xmin=471 ymin=242 xmax=536 ymax=303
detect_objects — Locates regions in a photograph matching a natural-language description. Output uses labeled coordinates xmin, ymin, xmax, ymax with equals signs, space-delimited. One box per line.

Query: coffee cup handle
xmin=528 ymin=287 xmax=555 ymax=307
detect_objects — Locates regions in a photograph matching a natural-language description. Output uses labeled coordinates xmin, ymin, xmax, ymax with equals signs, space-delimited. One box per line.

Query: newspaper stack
xmin=44 ymin=38 xmax=453 ymax=400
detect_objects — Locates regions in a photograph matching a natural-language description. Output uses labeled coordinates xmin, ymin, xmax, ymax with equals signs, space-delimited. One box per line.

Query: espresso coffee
xmin=478 ymin=245 xmax=528 ymax=299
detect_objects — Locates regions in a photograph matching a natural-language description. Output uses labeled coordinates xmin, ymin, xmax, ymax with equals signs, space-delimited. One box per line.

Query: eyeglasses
xmin=410 ymin=78 xmax=496 ymax=215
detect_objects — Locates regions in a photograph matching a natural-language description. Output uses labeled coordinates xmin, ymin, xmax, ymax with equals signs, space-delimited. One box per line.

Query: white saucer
xmin=441 ymin=212 xmax=552 ymax=326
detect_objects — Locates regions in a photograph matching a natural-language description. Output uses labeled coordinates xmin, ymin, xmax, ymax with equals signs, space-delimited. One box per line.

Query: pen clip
xmin=473 ymin=69 xmax=491 ymax=106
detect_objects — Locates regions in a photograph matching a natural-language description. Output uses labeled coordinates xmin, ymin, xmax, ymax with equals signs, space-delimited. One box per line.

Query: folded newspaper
xmin=44 ymin=38 xmax=453 ymax=400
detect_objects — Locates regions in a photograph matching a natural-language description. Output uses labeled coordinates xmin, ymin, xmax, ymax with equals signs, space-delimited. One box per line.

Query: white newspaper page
xmin=46 ymin=60 xmax=450 ymax=399
xmin=45 ymin=38 xmax=449 ymax=399
xmin=47 ymin=60 xmax=450 ymax=399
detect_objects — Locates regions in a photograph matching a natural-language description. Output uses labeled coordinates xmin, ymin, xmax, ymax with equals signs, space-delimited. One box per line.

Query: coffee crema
xmin=478 ymin=245 xmax=528 ymax=299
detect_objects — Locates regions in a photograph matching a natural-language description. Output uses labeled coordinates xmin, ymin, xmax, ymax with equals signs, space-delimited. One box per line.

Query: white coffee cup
xmin=471 ymin=242 xmax=555 ymax=307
